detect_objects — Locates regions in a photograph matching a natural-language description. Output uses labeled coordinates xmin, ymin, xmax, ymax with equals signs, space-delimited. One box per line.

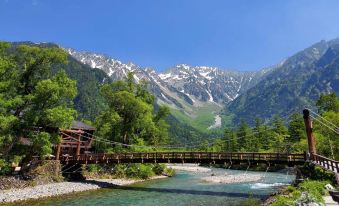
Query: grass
xmin=270 ymin=180 xmax=330 ymax=206
xmin=170 ymin=102 xmax=223 ymax=132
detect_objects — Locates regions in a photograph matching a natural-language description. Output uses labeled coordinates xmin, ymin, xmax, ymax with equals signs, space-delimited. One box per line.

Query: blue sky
xmin=1 ymin=0 xmax=339 ymax=72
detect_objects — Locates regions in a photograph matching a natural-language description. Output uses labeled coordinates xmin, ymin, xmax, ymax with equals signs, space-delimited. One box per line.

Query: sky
xmin=1 ymin=0 xmax=339 ymax=72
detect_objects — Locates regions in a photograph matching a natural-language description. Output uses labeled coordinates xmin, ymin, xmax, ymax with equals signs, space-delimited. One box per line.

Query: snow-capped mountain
xmin=64 ymin=47 xmax=266 ymax=107
xmin=159 ymin=64 xmax=261 ymax=104
xmin=63 ymin=47 xmax=270 ymax=129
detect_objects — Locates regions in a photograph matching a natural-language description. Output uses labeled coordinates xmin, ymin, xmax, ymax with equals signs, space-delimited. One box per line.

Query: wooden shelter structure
xmin=55 ymin=121 xmax=95 ymax=160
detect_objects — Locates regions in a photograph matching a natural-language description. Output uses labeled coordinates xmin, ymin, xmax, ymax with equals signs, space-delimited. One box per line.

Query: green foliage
xmin=152 ymin=163 xmax=166 ymax=175
xmin=223 ymin=128 xmax=238 ymax=152
xmin=31 ymin=132 xmax=52 ymax=157
xmin=163 ymin=167 xmax=175 ymax=177
xmin=313 ymin=111 xmax=339 ymax=159
xmin=0 ymin=42 xmax=77 ymax=162
xmin=87 ymin=164 xmax=101 ymax=173
xmin=123 ymin=164 xmax=155 ymax=179
xmin=299 ymin=181 xmax=328 ymax=203
xmin=95 ymin=73 xmax=170 ymax=152
xmin=112 ymin=164 xmax=126 ymax=178
xmin=138 ymin=164 xmax=155 ymax=179
xmin=271 ymin=180 xmax=328 ymax=206
xmin=300 ymin=164 xmax=335 ymax=183
xmin=0 ymin=159 xmax=11 ymax=175
xmin=316 ymin=92 xmax=339 ymax=114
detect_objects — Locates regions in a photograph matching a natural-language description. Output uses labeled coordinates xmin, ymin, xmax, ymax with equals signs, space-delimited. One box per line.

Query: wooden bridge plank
xmin=59 ymin=152 xmax=307 ymax=165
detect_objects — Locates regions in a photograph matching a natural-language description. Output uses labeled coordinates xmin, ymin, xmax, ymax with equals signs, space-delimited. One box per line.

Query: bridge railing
xmin=59 ymin=152 xmax=306 ymax=164
xmin=313 ymin=154 xmax=339 ymax=173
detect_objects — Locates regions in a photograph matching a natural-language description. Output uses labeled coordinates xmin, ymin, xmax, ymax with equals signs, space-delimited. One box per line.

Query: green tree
xmin=95 ymin=73 xmax=170 ymax=152
xmin=223 ymin=128 xmax=238 ymax=152
xmin=236 ymin=120 xmax=254 ymax=151
xmin=0 ymin=43 xmax=77 ymax=159
xmin=287 ymin=113 xmax=307 ymax=152
xmin=199 ymin=140 xmax=210 ymax=152
xmin=271 ymin=115 xmax=288 ymax=152
xmin=313 ymin=111 xmax=339 ymax=159
xmin=211 ymin=138 xmax=223 ymax=152
xmin=316 ymin=93 xmax=339 ymax=114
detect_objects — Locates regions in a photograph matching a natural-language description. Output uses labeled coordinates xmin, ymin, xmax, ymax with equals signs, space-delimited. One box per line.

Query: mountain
xmin=6 ymin=37 xmax=339 ymax=137
xmin=226 ymin=38 xmax=339 ymax=124
xmin=64 ymin=48 xmax=268 ymax=131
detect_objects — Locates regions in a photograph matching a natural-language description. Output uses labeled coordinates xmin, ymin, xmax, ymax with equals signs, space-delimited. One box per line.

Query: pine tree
xmin=236 ymin=120 xmax=254 ymax=151
xmin=223 ymin=128 xmax=238 ymax=152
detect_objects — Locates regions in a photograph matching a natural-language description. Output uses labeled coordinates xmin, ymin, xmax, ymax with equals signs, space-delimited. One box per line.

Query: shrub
xmin=164 ymin=167 xmax=175 ymax=177
xmin=139 ymin=164 xmax=155 ymax=179
xmin=152 ymin=164 xmax=165 ymax=175
xmin=125 ymin=164 xmax=140 ymax=178
xmin=112 ymin=164 xmax=126 ymax=178
xmin=0 ymin=159 xmax=11 ymax=175
xmin=87 ymin=164 xmax=101 ymax=172
xmin=286 ymin=185 xmax=296 ymax=193
xmin=300 ymin=180 xmax=328 ymax=203
xmin=271 ymin=196 xmax=294 ymax=206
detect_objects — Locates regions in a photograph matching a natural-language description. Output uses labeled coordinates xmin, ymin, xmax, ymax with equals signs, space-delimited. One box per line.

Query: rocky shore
xmin=0 ymin=176 xmax=167 ymax=204
xmin=166 ymin=163 xmax=212 ymax=173
xmin=202 ymin=174 xmax=262 ymax=184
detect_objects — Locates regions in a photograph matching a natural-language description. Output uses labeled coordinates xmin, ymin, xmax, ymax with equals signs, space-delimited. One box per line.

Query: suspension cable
xmin=310 ymin=115 xmax=339 ymax=135
xmin=307 ymin=108 xmax=339 ymax=131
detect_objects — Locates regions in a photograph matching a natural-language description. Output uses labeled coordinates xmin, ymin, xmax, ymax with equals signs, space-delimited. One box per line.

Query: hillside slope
xmin=226 ymin=39 xmax=339 ymax=124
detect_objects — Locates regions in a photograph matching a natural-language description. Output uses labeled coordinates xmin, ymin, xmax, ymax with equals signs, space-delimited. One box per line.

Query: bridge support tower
xmin=303 ymin=109 xmax=316 ymax=160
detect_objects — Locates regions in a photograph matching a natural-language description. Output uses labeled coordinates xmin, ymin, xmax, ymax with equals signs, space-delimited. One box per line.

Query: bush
xmin=125 ymin=164 xmax=140 ymax=178
xmin=0 ymin=159 xmax=11 ymax=175
xmin=152 ymin=164 xmax=165 ymax=175
xmin=286 ymin=185 xmax=296 ymax=193
xmin=300 ymin=163 xmax=335 ymax=183
xmin=271 ymin=196 xmax=294 ymax=206
xmin=139 ymin=164 xmax=155 ymax=179
xmin=164 ymin=167 xmax=175 ymax=177
xmin=299 ymin=180 xmax=328 ymax=203
xmin=87 ymin=164 xmax=101 ymax=172
xmin=112 ymin=164 xmax=126 ymax=178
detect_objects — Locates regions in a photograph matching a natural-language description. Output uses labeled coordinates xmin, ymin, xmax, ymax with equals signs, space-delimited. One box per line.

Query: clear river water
xmin=16 ymin=168 xmax=294 ymax=206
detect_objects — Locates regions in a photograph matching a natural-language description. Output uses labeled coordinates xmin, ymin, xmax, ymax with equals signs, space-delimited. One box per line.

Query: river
xmin=14 ymin=168 xmax=294 ymax=206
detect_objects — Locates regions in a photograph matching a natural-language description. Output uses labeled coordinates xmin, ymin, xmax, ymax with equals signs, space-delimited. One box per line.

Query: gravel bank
xmin=166 ymin=164 xmax=211 ymax=173
xmin=202 ymin=174 xmax=262 ymax=184
xmin=0 ymin=176 xmax=167 ymax=204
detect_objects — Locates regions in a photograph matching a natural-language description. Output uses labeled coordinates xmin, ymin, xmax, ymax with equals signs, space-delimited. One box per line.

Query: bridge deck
xmin=60 ymin=152 xmax=306 ymax=165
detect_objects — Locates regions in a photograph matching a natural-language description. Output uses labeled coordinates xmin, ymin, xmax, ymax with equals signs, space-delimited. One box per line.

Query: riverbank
xmin=167 ymin=164 xmax=271 ymax=184
xmin=0 ymin=176 xmax=167 ymax=204
xmin=166 ymin=163 xmax=211 ymax=173
xmin=202 ymin=173 xmax=262 ymax=184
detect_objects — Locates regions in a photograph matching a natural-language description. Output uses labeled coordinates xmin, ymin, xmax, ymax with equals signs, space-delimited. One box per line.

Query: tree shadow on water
xmin=83 ymin=180 xmax=266 ymax=199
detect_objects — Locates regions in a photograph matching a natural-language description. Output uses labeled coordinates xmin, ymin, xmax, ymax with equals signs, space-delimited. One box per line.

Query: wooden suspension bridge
xmin=52 ymin=109 xmax=338 ymax=183
xmin=59 ymin=152 xmax=307 ymax=165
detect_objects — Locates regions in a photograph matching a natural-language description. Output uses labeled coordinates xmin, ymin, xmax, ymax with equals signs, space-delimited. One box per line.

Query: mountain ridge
xmin=63 ymin=46 xmax=270 ymax=131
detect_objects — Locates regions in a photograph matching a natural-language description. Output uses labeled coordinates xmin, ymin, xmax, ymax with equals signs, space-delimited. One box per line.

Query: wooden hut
xmin=55 ymin=121 xmax=96 ymax=160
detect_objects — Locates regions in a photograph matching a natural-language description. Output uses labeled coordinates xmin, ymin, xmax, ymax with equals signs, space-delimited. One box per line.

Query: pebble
xmin=201 ymin=174 xmax=262 ymax=184
xmin=0 ymin=176 xmax=166 ymax=203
